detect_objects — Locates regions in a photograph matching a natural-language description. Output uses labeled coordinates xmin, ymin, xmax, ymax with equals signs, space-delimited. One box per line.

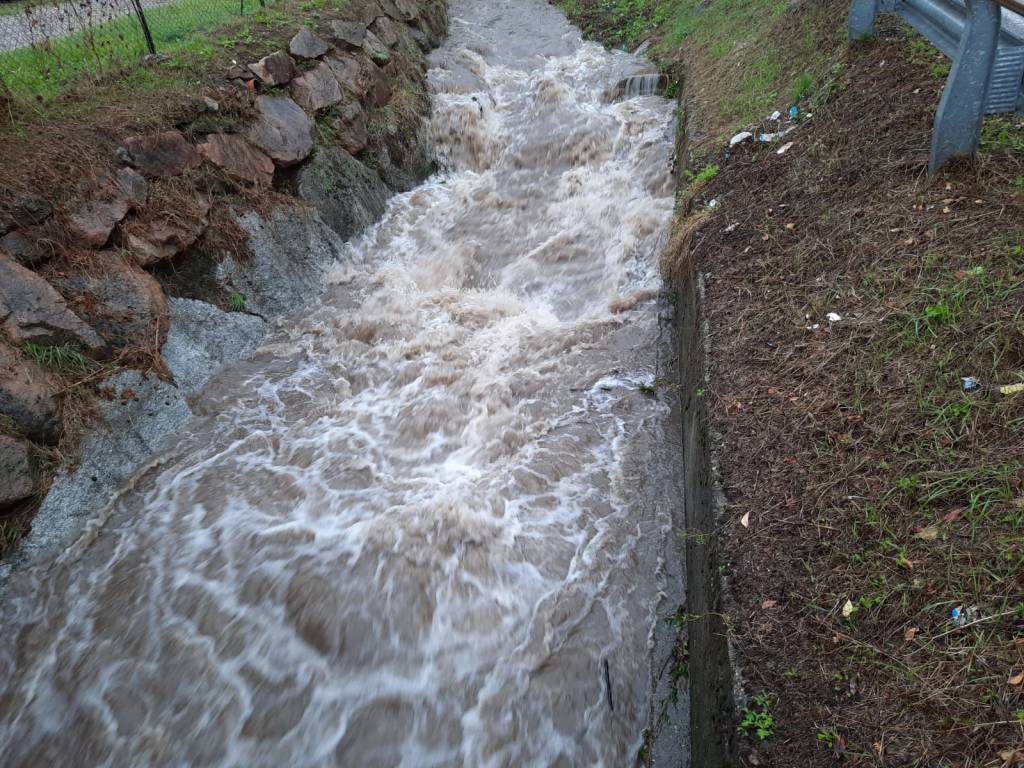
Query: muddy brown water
xmin=0 ymin=1 xmax=681 ymax=764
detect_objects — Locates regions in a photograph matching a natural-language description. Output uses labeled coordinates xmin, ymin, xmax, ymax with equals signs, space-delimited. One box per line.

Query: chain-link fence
xmin=0 ymin=0 xmax=266 ymax=101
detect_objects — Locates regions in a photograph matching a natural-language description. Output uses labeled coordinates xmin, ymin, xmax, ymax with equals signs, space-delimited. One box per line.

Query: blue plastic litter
xmin=788 ymin=105 xmax=799 ymax=118
xmin=961 ymin=376 xmax=980 ymax=392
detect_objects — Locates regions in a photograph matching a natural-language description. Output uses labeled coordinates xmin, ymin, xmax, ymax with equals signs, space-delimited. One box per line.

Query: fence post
xmin=848 ymin=0 xmax=878 ymax=40
xmin=131 ymin=0 xmax=157 ymax=56
xmin=929 ymin=0 xmax=1000 ymax=174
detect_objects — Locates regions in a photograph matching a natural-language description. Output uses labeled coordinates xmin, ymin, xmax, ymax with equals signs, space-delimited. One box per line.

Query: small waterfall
xmin=611 ymin=72 xmax=667 ymax=101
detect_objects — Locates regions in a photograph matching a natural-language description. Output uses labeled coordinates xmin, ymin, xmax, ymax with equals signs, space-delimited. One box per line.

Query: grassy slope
xmin=559 ymin=0 xmax=1024 ymax=765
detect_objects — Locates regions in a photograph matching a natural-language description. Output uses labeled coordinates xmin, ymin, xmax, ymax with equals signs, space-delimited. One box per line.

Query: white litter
xmin=769 ymin=110 xmax=782 ymax=121
xmin=826 ymin=312 xmax=842 ymax=322
xmin=730 ymin=131 xmax=753 ymax=147
xmin=707 ymin=199 xmax=719 ymax=209
xmin=724 ymin=222 xmax=739 ymax=233
xmin=776 ymin=142 xmax=794 ymax=155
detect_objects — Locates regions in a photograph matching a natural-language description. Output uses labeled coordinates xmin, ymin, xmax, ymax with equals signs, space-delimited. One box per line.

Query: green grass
xmin=0 ymin=0 xmax=262 ymax=99
xmin=227 ymin=291 xmax=246 ymax=312
xmin=21 ymin=341 xmax=93 ymax=371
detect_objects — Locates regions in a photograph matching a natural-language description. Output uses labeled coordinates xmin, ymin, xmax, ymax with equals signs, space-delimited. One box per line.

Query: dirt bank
xmin=559 ymin=0 xmax=1024 ymax=765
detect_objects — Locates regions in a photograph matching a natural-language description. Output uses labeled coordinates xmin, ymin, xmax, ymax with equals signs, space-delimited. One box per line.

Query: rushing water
xmin=0 ymin=1 xmax=679 ymax=765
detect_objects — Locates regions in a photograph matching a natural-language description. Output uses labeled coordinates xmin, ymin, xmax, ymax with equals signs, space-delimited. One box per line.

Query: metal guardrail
xmin=849 ymin=0 xmax=1024 ymax=173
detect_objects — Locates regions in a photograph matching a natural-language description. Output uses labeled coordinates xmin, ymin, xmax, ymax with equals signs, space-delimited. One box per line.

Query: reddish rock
xmin=335 ymin=101 xmax=368 ymax=155
xmin=330 ymin=21 xmax=366 ymax=49
xmin=325 ymin=55 xmax=366 ymax=99
xmin=289 ymin=27 xmax=330 ymax=59
xmin=247 ymin=96 xmax=314 ymax=166
xmin=124 ymin=131 xmax=202 ymax=178
xmin=0 ymin=341 xmax=60 ymax=444
xmin=199 ymin=133 xmax=275 ymax=188
xmin=0 ymin=253 xmax=106 ymax=353
xmin=290 ymin=61 xmax=345 ymax=113
xmin=64 ymin=168 xmax=148 ymax=248
xmin=0 ymin=435 xmax=33 ymax=508
xmin=249 ymin=50 xmax=298 ymax=87
xmin=361 ymin=56 xmax=392 ymax=108
xmin=51 ymin=258 xmax=167 ymax=348
xmin=125 ymin=197 xmax=210 ymax=266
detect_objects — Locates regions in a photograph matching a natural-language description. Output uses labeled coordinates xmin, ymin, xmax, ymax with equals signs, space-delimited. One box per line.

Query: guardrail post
xmin=848 ymin=0 xmax=879 ymax=40
xmin=929 ymin=0 xmax=1001 ymax=174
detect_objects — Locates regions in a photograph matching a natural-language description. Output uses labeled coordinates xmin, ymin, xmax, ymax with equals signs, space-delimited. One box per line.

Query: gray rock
xmin=392 ymin=0 xmax=420 ymax=21
xmin=249 ymin=50 xmax=298 ymax=86
xmin=290 ymin=61 xmax=345 ymax=113
xmin=0 ymin=435 xmax=33 ymax=508
xmin=330 ymin=20 xmax=366 ymax=49
xmin=0 ymin=253 xmax=107 ymax=353
xmin=199 ymin=133 xmax=276 ymax=188
xmin=162 ymin=297 xmax=266 ymax=395
xmin=6 ymin=369 xmax=192 ymax=573
xmin=289 ymin=27 xmax=330 ymax=59
xmin=221 ymin=207 xmax=347 ymax=317
xmin=0 ymin=341 xmax=60 ymax=443
xmin=295 ymin=147 xmax=391 ymax=241
xmin=0 ymin=227 xmax=53 ymax=266
xmin=123 ymin=131 xmax=202 ymax=178
xmin=361 ymin=29 xmax=391 ymax=65
xmin=50 ymin=258 xmax=167 ymax=349
xmin=247 ymin=95 xmax=314 ymax=167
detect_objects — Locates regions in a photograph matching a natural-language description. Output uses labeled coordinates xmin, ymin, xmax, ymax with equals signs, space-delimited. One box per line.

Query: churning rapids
xmin=0 ymin=1 xmax=680 ymax=765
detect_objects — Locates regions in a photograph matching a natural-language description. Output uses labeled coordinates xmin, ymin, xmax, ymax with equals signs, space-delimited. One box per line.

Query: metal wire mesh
xmin=0 ymin=0 xmax=266 ymax=99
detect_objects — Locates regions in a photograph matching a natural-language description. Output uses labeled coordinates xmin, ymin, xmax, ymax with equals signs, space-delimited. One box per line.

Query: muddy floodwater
xmin=0 ymin=0 xmax=682 ymax=764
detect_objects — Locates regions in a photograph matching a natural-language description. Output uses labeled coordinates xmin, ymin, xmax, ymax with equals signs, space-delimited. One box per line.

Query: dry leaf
xmin=942 ymin=206 xmax=952 ymax=214
xmin=740 ymin=512 xmax=750 ymax=528
xmin=913 ymin=525 xmax=940 ymax=541
xmin=761 ymin=600 xmax=778 ymax=610
xmin=903 ymin=237 xmax=916 ymax=246
xmin=903 ymin=627 xmax=918 ymax=641
xmin=1009 ymin=670 xmax=1024 ymax=686
xmin=940 ymin=508 xmax=963 ymax=524
xmin=842 ymin=599 xmax=855 ymax=618
xmin=785 ymin=222 xmax=797 ymax=231
xmin=999 ymin=749 xmax=1024 ymax=767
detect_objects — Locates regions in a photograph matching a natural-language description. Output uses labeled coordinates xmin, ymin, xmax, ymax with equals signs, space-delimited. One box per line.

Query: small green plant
xmin=21 ymin=342 xmax=92 ymax=372
xmin=816 ymin=728 xmax=839 ymax=748
xmin=924 ymin=302 xmax=952 ymax=323
xmin=738 ymin=693 xmax=775 ymax=740
xmin=685 ymin=164 xmax=719 ymax=185
xmin=228 ymin=292 xmax=247 ymax=312
xmin=793 ymin=72 xmax=813 ymax=102
xmin=930 ymin=61 xmax=951 ymax=78
xmin=1014 ymin=710 xmax=1024 ymax=725
xmin=1012 ymin=176 xmax=1024 ymax=187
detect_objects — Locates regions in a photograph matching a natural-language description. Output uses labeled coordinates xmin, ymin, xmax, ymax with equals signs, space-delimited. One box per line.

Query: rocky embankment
xmin=0 ymin=0 xmax=447 ymax=574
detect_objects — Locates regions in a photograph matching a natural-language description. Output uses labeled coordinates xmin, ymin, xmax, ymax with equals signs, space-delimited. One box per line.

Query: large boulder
xmin=294 ymin=147 xmax=391 ymax=242
xmin=51 ymin=258 xmax=167 ymax=349
xmin=0 ymin=435 xmax=33 ymax=508
xmin=247 ymin=96 xmax=314 ymax=167
xmin=290 ymin=61 xmax=345 ymax=113
xmin=249 ymin=50 xmax=298 ymax=87
xmin=64 ymin=168 xmax=148 ymax=248
xmin=289 ymin=27 xmax=330 ymax=59
xmin=0 ymin=341 xmax=60 ymax=443
xmin=123 ymin=131 xmax=202 ymax=178
xmin=199 ymin=133 xmax=275 ymax=188
xmin=330 ymin=21 xmax=366 ymax=49
xmin=125 ymin=197 xmax=210 ymax=267
xmin=0 ymin=253 xmax=107 ymax=353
